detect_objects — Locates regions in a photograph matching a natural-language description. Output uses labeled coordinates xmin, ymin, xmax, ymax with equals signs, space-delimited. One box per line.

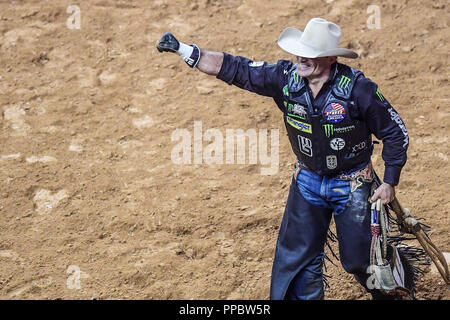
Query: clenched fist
xmin=156 ymin=32 xmax=201 ymax=68
xmin=156 ymin=32 xmax=180 ymax=53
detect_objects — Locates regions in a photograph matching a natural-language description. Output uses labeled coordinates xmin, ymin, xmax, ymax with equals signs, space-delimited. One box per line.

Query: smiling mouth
xmin=299 ymin=64 xmax=312 ymax=70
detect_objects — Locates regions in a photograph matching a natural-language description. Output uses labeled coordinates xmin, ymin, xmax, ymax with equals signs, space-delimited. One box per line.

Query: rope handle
xmin=373 ymin=173 xmax=450 ymax=285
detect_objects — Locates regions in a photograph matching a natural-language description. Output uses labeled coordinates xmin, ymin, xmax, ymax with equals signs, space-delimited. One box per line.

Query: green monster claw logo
xmin=338 ymin=75 xmax=351 ymax=89
xmin=283 ymin=85 xmax=289 ymax=96
xmin=293 ymin=71 xmax=300 ymax=83
xmin=375 ymin=90 xmax=384 ymax=102
xmin=323 ymin=124 xmax=334 ymax=138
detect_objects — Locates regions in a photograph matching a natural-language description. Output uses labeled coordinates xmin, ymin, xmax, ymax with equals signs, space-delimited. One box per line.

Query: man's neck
xmin=305 ymin=65 xmax=334 ymax=98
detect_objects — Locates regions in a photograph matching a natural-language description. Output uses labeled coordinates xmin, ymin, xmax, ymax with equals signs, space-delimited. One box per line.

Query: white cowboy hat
xmin=277 ymin=18 xmax=358 ymax=59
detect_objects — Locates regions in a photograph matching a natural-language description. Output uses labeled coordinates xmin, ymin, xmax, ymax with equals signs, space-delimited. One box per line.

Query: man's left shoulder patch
xmin=248 ymin=61 xmax=265 ymax=67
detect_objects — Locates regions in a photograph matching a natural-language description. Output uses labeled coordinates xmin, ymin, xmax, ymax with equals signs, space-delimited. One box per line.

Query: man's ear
xmin=328 ymin=56 xmax=337 ymax=64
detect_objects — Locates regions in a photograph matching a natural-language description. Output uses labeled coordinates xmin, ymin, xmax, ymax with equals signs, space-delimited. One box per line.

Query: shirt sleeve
xmin=354 ymin=77 xmax=409 ymax=186
xmin=216 ymin=52 xmax=291 ymax=99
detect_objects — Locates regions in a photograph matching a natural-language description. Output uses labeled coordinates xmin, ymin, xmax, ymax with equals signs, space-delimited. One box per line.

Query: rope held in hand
xmin=374 ymin=172 xmax=450 ymax=285
xmin=389 ymin=198 xmax=450 ymax=285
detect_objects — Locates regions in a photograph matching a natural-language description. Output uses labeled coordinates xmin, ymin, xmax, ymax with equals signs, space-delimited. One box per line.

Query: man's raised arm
xmin=156 ymin=32 xmax=223 ymax=76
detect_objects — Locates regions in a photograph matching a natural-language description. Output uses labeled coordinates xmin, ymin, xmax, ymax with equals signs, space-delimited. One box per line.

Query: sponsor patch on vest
xmin=293 ymin=103 xmax=307 ymax=115
xmin=335 ymin=125 xmax=355 ymax=134
xmin=338 ymin=75 xmax=351 ymax=89
xmin=324 ymin=102 xmax=346 ymax=123
xmin=286 ymin=117 xmax=312 ymax=133
xmin=323 ymin=124 xmax=356 ymax=138
xmin=286 ymin=103 xmax=307 ymax=120
xmin=323 ymin=124 xmax=334 ymax=138
xmin=298 ymin=135 xmax=313 ymax=157
xmin=326 ymin=155 xmax=337 ymax=169
xmin=330 ymin=137 xmax=346 ymax=151
xmin=345 ymin=141 xmax=367 ymax=159
xmin=351 ymin=141 xmax=366 ymax=153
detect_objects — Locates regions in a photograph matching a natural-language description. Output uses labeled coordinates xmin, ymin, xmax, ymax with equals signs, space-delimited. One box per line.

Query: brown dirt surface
xmin=0 ymin=0 xmax=448 ymax=300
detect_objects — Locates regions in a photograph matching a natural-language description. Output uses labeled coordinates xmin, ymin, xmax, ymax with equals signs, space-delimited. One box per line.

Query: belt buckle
xmin=338 ymin=163 xmax=372 ymax=181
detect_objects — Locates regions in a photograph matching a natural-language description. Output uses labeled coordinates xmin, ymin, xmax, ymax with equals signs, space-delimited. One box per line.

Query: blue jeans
xmin=296 ymin=169 xmax=351 ymax=216
xmin=270 ymin=168 xmax=374 ymax=300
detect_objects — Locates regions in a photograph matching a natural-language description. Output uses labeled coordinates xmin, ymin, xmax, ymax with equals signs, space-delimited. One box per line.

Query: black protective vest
xmin=282 ymin=63 xmax=373 ymax=176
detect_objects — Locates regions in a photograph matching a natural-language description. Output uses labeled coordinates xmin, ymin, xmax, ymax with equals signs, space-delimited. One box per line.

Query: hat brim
xmin=277 ymin=27 xmax=358 ymax=59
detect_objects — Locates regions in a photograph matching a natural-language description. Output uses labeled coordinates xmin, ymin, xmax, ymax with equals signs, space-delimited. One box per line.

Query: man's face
xmin=296 ymin=56 xmax=337 ymax=78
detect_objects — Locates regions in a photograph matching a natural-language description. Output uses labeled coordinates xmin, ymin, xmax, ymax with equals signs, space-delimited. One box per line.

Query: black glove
xmin=156 ymin=32 xmax=180 ymax=53
xmin=156 ymin=32 xmax=201 ymax=68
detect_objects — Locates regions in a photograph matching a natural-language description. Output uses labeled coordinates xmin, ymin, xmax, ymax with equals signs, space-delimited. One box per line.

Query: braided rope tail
xmin=373 ymin=171 xmax=450 ymax=285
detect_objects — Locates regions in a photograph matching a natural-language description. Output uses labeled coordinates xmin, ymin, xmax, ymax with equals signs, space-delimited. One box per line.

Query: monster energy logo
xmin=293 ymin=71 xmax=300 ymax=83
xmin=375 ymin=90 xmax=384 ymax=102
xmin=323 ymin=124 xmax=356 ymax=137
xmin=283 ymin=85 xmax=289 ymax=96
xmin=338 ymin=75 xmax=351 ymax=89
xmin=323 ymin=124 xmax=334 ymax=138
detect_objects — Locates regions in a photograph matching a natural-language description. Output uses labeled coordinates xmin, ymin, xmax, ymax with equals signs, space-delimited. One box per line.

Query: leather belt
xmin=337 ymin=162 xmax=374 ymax=181
xmin=293 ymin=161 xmax=374 ymax=182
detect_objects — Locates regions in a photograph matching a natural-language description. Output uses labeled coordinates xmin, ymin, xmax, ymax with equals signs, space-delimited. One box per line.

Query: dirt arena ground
xmin=0 ymin=0 xmax=448 ymax=300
